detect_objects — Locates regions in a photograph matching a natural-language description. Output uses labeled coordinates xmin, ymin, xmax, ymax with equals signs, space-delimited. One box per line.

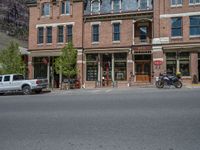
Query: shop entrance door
xmin=102 ymin=54 xmax=112 ymax=87
xmin=135 ymin=61 xmax=151 ymax=82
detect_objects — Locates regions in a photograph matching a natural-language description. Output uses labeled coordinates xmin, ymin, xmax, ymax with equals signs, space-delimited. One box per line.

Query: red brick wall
xmin=28 ymin=1 xmax=83 ymax=51
xmin=155 ymin=0 xmax=200 ymax=44
xmin=84 ymin=20 xmax=133 ymax=49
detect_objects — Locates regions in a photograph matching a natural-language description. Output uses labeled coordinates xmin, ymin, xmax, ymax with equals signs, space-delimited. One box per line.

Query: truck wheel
xmin=35 ymin=89 xmax=42 ymax=94
xmin=22 ymin=85 xmax=31 ymax=95
xmin=0 ymin=93 xmax=5 ymax=96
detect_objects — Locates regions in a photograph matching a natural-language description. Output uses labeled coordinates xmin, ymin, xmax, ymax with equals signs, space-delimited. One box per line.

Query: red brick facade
xmin=153 ymin=0 xmax=200 ymax=84
xmin=27 ymin=0 xmax=200 ymax=88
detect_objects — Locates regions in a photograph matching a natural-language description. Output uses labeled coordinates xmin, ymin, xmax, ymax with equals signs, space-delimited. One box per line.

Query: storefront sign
xmin=154 ymin=60 xmax=163 ymax=66
xmin=133 ymin=45 xmax=152 ymax=54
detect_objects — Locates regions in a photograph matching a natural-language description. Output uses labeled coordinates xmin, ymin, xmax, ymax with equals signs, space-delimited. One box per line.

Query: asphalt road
xmin=0 ymin=88 xmax=200 ymax=150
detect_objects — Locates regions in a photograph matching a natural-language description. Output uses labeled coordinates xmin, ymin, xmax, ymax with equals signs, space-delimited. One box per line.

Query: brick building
xmin=153 ymin=0 xmax=200 ymax=84
xmin=27 ymin=0 xmax=200 ymax=88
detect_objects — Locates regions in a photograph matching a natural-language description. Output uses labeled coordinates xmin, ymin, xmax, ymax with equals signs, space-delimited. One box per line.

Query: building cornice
xmin=162 ymin=43 xmax=200 ymax=50
xmin=26 ymin=0 xmax=82 ymax=7
xmin=160 ymin=11 xmax=200 ymax=18
xmin=26 ymin=0 xmax=37 ymax=7
xmin=84 ymin=10 xmax=153 ymax=22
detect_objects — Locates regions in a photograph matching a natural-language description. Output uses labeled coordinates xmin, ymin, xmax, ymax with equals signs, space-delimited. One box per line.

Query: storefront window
xmin=166 ymin=52 xmax=177 ymax=75
xmin=166 ymin=52 xmax=190 ymax=76
xmin=33 ymin=57 xmax=48 ymax=79
xmin=86 ymin=54 xmax=98 ymax=81
xmin=114 ymin=53 xmax=127 ymax=81
xmin=179 ymin=52 xmax=190 ymax=76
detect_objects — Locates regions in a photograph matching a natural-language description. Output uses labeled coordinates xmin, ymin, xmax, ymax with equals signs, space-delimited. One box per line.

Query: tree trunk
xmin=59 ymin=69 xmax=62 ymax=90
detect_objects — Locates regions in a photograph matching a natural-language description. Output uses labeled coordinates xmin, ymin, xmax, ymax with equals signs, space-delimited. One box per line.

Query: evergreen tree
xmin=0 ymin=41 xmax=25 ymax=75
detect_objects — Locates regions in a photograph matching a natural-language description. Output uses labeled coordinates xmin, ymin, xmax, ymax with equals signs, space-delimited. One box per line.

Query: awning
xmin=30 ymin=50 xmax=61 ymax=57
xmin=84 ymin=48 xmax=131 ymax=54
xmin=162 ymin=43 xmax=200 ymax=51
xmin=19 ymin=47 xmax=30 ymax=55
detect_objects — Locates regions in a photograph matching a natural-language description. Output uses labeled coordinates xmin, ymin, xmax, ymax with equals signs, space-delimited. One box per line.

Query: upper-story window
xmin=190 ymin=16 xmax=200 ymax=36
xmin=138 ymin=0 xmax=151 ymax=10
xmin=61 ymin=0 xmax=70 ymax=15
xmin=46 ymin=27 xmax=52 ymax=44
xmin=37 ymin=27 xmax=44 ymax=44
xmin=57 ymin=26 xmax=64 ymax=43
xmin=113 ymin=23 xmax=120 ymax=41
xmin=139 ymin=26 xmax=148 ymax=42
xmin=92 ymin=24 xmax=99 ymax=42
xmin=42 ymin=3 xmax=50 ymax=16
xmin=171 ymin=0 xmax=182 ymax=6
xmin=66 ymin=25 xmax=73 ymax=43
xmin=112 ymin=0 xmax=122 ymax=12
xmin=189 ymin=0 xmax=200 ymax=5
xmin=171 ymin=17 xmax=182 ymax=37
xmin=91 ymin=0 xmax=100 ymax=13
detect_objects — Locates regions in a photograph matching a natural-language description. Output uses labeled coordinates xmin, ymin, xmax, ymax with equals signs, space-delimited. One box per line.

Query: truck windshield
xmin=0 ymin=76 xmax=2 ymax=82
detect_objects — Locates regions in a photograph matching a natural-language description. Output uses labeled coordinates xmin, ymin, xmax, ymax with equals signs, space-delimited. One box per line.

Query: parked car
xmin=0 ymin=74 xmax=48 ymax=95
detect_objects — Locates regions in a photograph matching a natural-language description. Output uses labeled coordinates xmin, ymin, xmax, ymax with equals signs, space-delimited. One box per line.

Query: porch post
xmin=177 ymin=52 xmax=180 ymax=73
xmin=47 ymin=56 xmax=50 ymax=88
xmin=98 ymin=53 xmax=101 ymax=82
xmin=112 ymin=53 xmax=114 ymax=82
xmin=133 ymin=54 xmax=136 ymax=82
xmin=28 ymin=56 xmax=34 ymax=79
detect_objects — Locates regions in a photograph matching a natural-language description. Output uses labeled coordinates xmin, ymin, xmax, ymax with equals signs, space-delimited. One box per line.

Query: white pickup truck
xmin=0 ymin=74 xmax=48 ymax=95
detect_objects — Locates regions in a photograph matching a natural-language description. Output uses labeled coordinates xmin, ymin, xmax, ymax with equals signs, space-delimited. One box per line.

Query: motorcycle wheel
xmin=156 ymin=81 xmax=164 ymax=88
xmin=175 ymin=81 xmax=182 ymax=88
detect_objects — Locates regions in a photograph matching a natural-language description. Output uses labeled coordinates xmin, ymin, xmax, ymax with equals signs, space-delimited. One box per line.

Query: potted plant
xmin=176 ymin=72 xmax=182 ymax=79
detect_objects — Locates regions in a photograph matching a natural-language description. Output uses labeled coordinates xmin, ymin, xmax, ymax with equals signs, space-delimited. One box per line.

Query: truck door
xmin=12 ymin=75 xmax=24 ymax=90
xmin=0 ymin=76 xmax=3 ymax=90
xmin=2 ymin=75 xmax=13 ymax=91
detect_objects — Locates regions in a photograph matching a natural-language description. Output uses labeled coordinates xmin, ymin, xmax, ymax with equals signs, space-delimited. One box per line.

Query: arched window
xmin=91 ymin=0 xmax=100 ymax=13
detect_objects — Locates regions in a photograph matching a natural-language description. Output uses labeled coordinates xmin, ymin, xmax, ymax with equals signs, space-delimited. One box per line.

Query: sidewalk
xmin=185 ymin=84 xmax=200 ymax=89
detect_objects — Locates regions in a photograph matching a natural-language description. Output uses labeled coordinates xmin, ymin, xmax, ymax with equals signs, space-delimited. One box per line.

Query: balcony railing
xmin=134 ymin=36 xmax=152 ymax=45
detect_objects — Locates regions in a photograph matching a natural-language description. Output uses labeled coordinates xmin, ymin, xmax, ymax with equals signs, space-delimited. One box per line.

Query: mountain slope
xmin=0 ymin=0 xmax=28 ymax=49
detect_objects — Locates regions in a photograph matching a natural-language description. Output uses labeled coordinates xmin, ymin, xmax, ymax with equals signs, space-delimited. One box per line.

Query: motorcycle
xmin=156 ymin=73 xmax=182 ymax=89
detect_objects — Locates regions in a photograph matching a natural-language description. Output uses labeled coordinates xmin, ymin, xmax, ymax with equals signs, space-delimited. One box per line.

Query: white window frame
xmin=189 ymin=0 xmax=200 ymax=5
xmin=41 ymin=3 xmax=50 ymax=17
xmin=111 ymin=0 xmax=122 ymax=12
xmin=91 ymin=0 xmax=100 ymax=14
xmin=171 ymin=0 xmax=183 ymax=7
xmin=61 ymin=0 xmax=71 ymax=16
xmin=137 ymin=0 xmax=151 ymax=10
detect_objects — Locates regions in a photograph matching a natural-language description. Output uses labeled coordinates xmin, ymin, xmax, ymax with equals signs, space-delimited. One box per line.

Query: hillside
xmin=0 ymin=0 xmax=28 ymax=49
xmin=0 ymin=32 xmax=28 ymax=50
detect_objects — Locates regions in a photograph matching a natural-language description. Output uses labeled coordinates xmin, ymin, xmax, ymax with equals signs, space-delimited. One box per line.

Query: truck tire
xmin=22 ymin=85 xmax=31 ymax=95
xmin=0 ymin=93 xmax=5 ymax=96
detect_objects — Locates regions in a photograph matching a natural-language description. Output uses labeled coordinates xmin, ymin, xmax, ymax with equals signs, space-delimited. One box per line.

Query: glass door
xmin=135 ymin=62 xmax=151 ymax=82
xmin=102 ymin=54 xmax=112 ymax=86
